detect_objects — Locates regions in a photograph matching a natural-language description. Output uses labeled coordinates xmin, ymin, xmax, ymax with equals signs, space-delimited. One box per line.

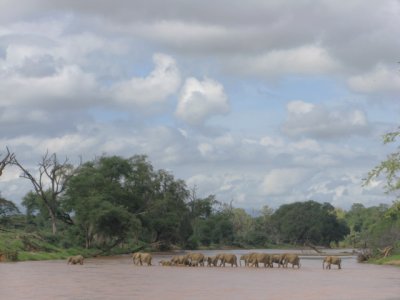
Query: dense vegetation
xmin=1 ymin=127 xmax=400 ymax=261
xmin=1 ymin=154 xmax=352 ymax=255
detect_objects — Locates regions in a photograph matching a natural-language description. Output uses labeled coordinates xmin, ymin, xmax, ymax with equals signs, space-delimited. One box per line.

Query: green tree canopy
xmin=272 ymin=200 xmax=349 ymax=246
xmin=364 ymin=127 xmax=400 ymax=250
xmin=0 ymin=196 xmax=20 ymax=226
xmin=63 ymin=155 xmax=194 ymax=249
xmin=63 ymin=156 xmax=141 ymax=248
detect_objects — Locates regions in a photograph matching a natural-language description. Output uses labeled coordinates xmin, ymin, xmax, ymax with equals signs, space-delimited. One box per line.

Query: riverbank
xmin=369 ymin=254 xmax=400 ymax=266
xmin=1 ymin=229 xmax=398 ymax=265
xmin=0 ymin=230 xmax=135 ymax=262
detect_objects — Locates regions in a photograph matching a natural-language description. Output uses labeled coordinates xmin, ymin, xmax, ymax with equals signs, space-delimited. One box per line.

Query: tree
xmin=0 ymin=147 xmax=15 ymax=177
xmin=0 ymin=196 xmax=20 ymax=227
xmin=21 ymin=191 xmax=52 ymax=229
xmin=13 ymin=152 xmax=76 ymax=234
xmin=64 ymin=155 xmax=196 ymax=249
xmin=187 ymin=187 xmax=215 ymax=220
xmin=210 ymin=210 xmax=235 ymax=245
xmin=144 ymin=169 xmax=191 ymax=247
xmin=125 ymin=155 xmax=155 ymax=213
xmin=231 ymin=208 xmax=254 ymax=246
xmin=248 ymin=205 xmax=277 ymax=246
xmin=364 ymin=127 xmax=400 ymax=193
xmin=345 ymin=203 xmax=388 ymax=233
xmin=63 ymin=156 xmax=140 ymax=248
xmin=94 ymin=203 xmax=139 ymax=249
xmin=272 ymin=200 xmax=349 ymax=246
xmin=364 ymin=127 xmax=400 ymax=250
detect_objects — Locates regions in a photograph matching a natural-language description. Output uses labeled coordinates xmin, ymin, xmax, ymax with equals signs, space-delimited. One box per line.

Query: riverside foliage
xmin=0 ymin=149 xmax=399 ymax=255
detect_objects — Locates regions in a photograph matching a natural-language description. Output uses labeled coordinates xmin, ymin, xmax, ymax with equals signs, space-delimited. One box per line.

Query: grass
xmin=0 ymin=229 xmax=136 ymax=262
xmin=369 ymin=254 xmax=400 ymax=266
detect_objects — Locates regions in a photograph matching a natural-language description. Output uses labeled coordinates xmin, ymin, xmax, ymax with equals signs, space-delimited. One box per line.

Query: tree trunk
xmin=48 ymin=209 xmax=57 ymax=235
xmin=85 ymin=225 xmax=93 ymax=249
xmin=305 ymin=241 xmax=324 ymax=254
xmin=85 ymin=228 xmax=89 ymax=249
xmin=378 ymin=246 xmax=393 ymax=258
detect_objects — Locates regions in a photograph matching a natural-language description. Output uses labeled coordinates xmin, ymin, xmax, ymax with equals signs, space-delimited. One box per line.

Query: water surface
xmin=1 ymin=250 xmax=399 ymax=300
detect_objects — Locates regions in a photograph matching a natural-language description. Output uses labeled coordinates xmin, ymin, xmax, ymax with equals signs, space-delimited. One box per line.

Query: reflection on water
xmin=1 ymin=249 xmax=399 ymax=300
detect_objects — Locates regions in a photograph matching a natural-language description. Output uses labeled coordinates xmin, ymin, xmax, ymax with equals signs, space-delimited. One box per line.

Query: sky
xmin=1 ymin=0 xmax=400 ymax=211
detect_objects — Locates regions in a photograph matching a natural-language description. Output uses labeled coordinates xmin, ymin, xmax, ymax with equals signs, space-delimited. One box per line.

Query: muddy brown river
xmin=1 ymin=249 xmax=399 ymax=300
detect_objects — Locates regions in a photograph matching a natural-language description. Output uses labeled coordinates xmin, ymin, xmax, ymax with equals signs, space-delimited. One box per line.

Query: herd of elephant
xmin=130 ymin=252 xmax=342 ymax=270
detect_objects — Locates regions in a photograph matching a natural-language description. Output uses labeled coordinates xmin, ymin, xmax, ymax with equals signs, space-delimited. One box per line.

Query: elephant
xmin=283 ymin=254 xmax=300 ymax=268
xmin=159 ymin=260 xmax=172 ymax=266
xmin=184 ymin=253 xmax=205 ymax=266
xmin=323 ymin=256 xmax=341 ymax=269
xmin=139 ymin=253 xmax=152 ymax=266
xmin=132 ymin=252 xmax=141 ymax=265
xmin=170 ymin=255 xmax=180 ymax=265
xmin=216 ymin=253 xmax=238 ymax=267
xmin=67 ymin=255 xmax=84 ymax=265
xmin=239 ymin=253 xmax=249 ymax=267
xmin=206 ymin=256 xmax=219 ymax=267
xmin=271 ymin=254 xmax=286 ymax=268
xmin=248 ymin=253 xmax=272 ymax=268
xmin=239 ymin=253 xmax=257 ymax=267
xmin=171 ymin=255 xmax=189 ymax=266
xmin=132 ymin=252 xmax=152 ymax=266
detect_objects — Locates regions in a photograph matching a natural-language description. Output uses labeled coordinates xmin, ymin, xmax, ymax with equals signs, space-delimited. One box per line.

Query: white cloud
xmin=348 ymin=65 xmax=400 ymax=94
xmin=186 ymin=174 xmax=221 ymax=194
xmin=0 ymin=1 xmax=398 ymax=211
xmin=228 ymin=45 xmax=339 ymax=77
xmin=282 ymin=100 xmax=370 ymax=139
xmin=175 ymin=77 xmax=230 ymax=126
xmin=291 ymin=139 xmax=321 ymax=152
xmin=0 ymin=67 xmax=99 ymax=137
xmin=134 ymin=21 xmax=230 ymax=48
xmin=198 ymin=143 xmax=214 ymax=157
xmin=214 ymin=133 xmax=235 ymax=147
xmin=304 ymin=172 xmax=388 ymax=208
xmin=287 ymin=100 xmax=315 ymax=114
xmin=186 ymin=172 xmax=246 ymax=197
xmin=111 ymin=53 xmax=181 ymax=108
xmin=1 ymin=65 xmax=99 ymax=108
xmin=0 ymin=108 xmax=48 ymax=124
xmin=260 ymin=136 xmax=285 ymax=148
xmin=260 ymin=168 xmax=310 ymax=196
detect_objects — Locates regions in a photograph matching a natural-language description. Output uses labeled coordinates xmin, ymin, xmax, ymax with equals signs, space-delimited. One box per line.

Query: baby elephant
xmin=159 ymin=260 xmax=172 ymax=266
xmin=323 ymin=256 xmax=341 ymax=269
xmin=67 ymin=255 xmax=84 ymax=265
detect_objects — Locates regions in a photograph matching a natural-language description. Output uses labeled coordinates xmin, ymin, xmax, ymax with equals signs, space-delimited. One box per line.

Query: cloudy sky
xmin=1 ymin=0 xmax=400 ymax=210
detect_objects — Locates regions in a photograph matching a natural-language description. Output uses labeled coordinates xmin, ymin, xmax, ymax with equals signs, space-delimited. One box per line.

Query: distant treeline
xmin=1 ymin=154 xmax=399 ymax=252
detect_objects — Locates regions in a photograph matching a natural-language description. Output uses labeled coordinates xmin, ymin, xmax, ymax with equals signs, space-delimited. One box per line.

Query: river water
xmin=1 ymin=249 xmax=399 ymax=300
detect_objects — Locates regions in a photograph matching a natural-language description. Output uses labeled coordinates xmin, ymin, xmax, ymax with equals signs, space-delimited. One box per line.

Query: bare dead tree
xmin=0 ymin=147 xmax=15 ymax=177
xmin=12 ymin=151 xmax=77 ymax=234
xmin=378 ymin=246 xmax=394 ymax=258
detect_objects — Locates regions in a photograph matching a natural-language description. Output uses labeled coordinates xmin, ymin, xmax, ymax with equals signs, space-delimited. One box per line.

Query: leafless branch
xmin=0 ymin=147 xmax=15 ymax=177
xmin=12 ymin=150 xmax=79 ymax=234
